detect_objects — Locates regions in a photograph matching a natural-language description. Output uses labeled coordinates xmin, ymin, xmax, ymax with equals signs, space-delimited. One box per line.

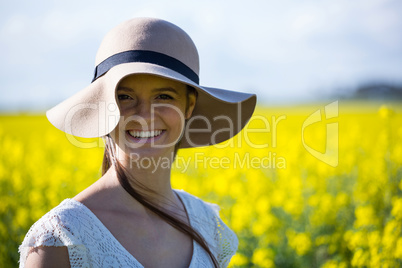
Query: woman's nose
xmin=132 ymin=99 xmax=154 ymax=123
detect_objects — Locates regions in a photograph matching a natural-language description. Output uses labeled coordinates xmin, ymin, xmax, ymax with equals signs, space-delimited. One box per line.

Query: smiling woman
xmin=18 ymin=17 xmax=256 ymax=268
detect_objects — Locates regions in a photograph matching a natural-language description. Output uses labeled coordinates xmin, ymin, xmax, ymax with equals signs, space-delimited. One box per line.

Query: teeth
xmin=128 ymin=130 xmax=163 ymax=138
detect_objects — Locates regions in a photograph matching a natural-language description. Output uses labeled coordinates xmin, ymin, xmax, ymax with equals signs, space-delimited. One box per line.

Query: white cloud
xmin=1 ymin=14 xmax=27 ymax=36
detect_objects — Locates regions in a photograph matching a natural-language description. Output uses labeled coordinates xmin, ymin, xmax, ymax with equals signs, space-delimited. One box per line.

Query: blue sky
xmin=1 ymin=0 xmax=402 ymax=111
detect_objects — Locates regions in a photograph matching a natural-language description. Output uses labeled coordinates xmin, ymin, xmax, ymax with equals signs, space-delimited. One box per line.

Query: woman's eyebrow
xmin=116 ymin=86 xmax=133 ymax=92
xmin=152 ymin=87 xmax=180 ymax=95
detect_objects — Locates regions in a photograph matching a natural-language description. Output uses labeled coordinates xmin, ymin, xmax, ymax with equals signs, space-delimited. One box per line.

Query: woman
xmin=19 ymin=17 xmax=256 ymax=267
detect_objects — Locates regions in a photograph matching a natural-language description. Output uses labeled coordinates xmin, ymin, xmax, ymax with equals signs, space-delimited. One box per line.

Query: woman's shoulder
xmin=175 ymin=190 xmax=239 ymax=266
xmin=19 ymin=199 xmax=93 ymax=266
xmin=174 ymin=189 xmax=235 ymax=238
xmin=25 ymin=199 xmax=91 ymax=234
xmin=174 ymin=189 xmax=220 ymax=217
xmin=19 ymin=200 xmax=92 ymax=253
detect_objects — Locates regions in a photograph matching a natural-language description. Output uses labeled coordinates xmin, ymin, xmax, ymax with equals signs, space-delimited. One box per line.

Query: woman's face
xmin=111 ymin=74 xmax=196 ymax=160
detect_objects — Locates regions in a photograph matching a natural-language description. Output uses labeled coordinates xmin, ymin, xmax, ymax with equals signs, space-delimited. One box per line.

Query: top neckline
xmin=64 ymin=189 xmax=196 ymax=268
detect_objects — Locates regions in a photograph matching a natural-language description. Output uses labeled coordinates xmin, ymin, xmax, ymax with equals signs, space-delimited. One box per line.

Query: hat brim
xmin=46 ymin=62 xmax=257 ymax=148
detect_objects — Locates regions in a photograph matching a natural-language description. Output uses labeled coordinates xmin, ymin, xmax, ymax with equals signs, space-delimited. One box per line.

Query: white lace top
xmin=19 ymin=190 xmax=238 ymax=267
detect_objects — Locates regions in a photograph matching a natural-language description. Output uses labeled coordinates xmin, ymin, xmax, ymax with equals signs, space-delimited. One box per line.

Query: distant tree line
xmin=348 ymin=82 xmax=402 ymax=100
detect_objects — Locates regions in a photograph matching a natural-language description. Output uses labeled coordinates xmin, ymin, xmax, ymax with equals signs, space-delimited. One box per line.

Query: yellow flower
xmin=252 ymin=248 xmax=275 ymax=268
xmin=255 ymin=196 xmax=270 ymax=215
xmin=2 ymin=104 xmax=402 ymax=267
xmin=367 ymin=231 xmax=381 ymax=249
xmin=287 ymin=230 xmax=312 ymax=256
xmin=231 ymin=202 xmax=252 ymax=233
xmin=335 ymin=192 xmax=349 ymax=207
xmin=391 ymin=198 xmax=402 ymax=220
xmin=351 ymin=249 xmax=369 ymax=267
xmin=354 ymin=205 xmax=378 ymax=228
xmin=315 ymin=235 xmax=330 ymax=246
xmin=252 ymin=214 xmax=278 ymax=236
xmin=378 ymin=105 xmax=394 ymax=119
xmin=345 ymin=230 xmax=367 ymax=250
xmin=230 ymin=253 xmax=248 ymax=266
xmin=395 ymin=237 xmax=402 ymax=259
xmin=321 ymin=260 xmax=348 ymax=268
xmin=382 ymin=220 xmax=399 ymax=253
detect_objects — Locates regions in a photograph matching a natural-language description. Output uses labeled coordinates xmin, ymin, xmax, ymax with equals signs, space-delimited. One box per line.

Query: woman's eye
xmin=157 ymin=94 xmax=173 ymax=100
xmin=118 ymin=94 xmax=132 ymax=100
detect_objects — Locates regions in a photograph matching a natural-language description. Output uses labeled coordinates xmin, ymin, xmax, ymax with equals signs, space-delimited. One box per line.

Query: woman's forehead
xmin=118 ymin=74 xmax=187 ymax=90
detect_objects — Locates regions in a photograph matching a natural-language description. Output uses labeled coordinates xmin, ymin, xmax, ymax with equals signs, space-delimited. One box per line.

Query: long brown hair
xmin=102 ymin=87 xmax=219 ymax=267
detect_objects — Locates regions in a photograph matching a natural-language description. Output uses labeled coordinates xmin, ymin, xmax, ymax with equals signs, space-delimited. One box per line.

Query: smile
xmin=127 ymin=130 xmax=164 ymax=139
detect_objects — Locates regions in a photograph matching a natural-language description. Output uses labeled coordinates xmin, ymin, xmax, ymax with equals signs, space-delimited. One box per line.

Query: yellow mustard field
xmin=1 ymin=101 xmax=402 ymax=267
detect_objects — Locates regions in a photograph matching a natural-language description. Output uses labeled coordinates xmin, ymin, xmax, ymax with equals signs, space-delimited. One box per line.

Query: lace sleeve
xmin=18 ymin=201 xmax=89 ymax=268
xmin=205 ymin=202 xmax=239 ymax=268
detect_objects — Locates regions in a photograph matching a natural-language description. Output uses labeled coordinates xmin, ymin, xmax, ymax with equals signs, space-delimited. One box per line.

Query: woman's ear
xmin=185 ymin=91 xmax=197 ymax=119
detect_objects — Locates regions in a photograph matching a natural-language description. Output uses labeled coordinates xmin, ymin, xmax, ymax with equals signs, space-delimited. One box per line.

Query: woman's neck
xmin=83 ymin=166 xmax=177 ymax=216
xmin=111 ymin=148 xmax=180 ymax=208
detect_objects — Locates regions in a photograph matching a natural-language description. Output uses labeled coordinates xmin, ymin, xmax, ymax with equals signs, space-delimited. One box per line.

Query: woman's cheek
xmin=155 ymin=105 xmax=186 ymax=121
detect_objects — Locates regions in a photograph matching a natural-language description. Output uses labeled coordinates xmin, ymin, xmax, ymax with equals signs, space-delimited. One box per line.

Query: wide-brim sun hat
xmin=46 ymin=17 xmax=257 ymax=148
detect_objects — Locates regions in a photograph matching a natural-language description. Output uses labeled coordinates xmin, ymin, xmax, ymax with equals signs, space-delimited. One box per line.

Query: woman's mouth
xmin=126 ymin=129 xmax=165 ymax=143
